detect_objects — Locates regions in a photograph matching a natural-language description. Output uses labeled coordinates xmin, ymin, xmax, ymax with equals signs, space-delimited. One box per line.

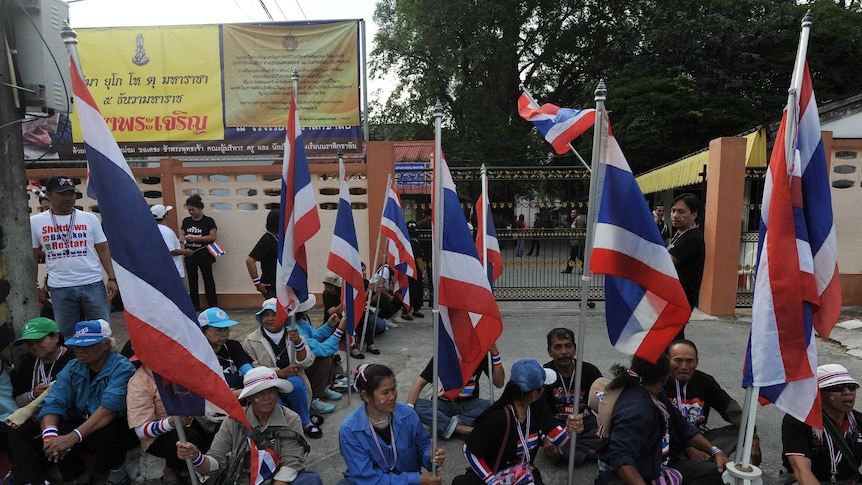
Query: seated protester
xmin=323 ymin=272 xmax=363 ymax=359
xmin=0 ymin=360 xmax=18 ymax=447
xmin=595 ymin=355 xmax=728 ymax=485
xmin=176 ymin=367 xmax=323 ymax=485
xmin=782 ymin=364 xmax=862 ymax=485
xmin=406 ymin=343 xmax=505 ymax=439
xmin=338 ymin=364 xmax=445 ymax=485
xmin=127 ymin=363 xmax=206 ymax=485
xmin=8 ymin=319 xmax=138 ymax=485
xmin=372 ymin=265 xmax=406 ymax=321
xmin=198 ymin=307 xmax=253 ymax=391
xmin=665 ymin=339 xmax=761 ymax=469
xmin=542 ymin=327 xmax=605 ymax=465
xmin=289 ymin=296 xmax=346 ymax=405
xmin=243 ymin=303 xmax=322 ymax=439
xmin=11 ymin=318 xmax=74 ymax=407
xmin=454 ymin=359 xmax=583 ymax=485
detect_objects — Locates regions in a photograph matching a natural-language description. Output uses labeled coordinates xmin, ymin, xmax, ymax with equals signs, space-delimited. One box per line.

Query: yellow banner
xmin=73 ymin=25 xmax=224 ymax=143
xmin=222 ymin=22 xmax=359 ymax=127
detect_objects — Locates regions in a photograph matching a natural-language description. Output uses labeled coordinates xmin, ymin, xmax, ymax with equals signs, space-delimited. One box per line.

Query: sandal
xmin=349 ymin=348 xmax=365 ymax=359
xmin=303 ymin=424 xmax=322 ymax=439
xmin=366 ymin=346 xmax=381 ymax=355
xmin=310 ymin=414 xmax=325 ymax=426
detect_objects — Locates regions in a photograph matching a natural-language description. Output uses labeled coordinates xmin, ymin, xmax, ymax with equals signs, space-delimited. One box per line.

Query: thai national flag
xmin=518 ymin=93 xmax=596 ymax=155
xmin=381 ymin=182 xmax=416 ymax=310
xmin=474 ymin=194 xmax=503 ymax=285
xmin=436 ymin=153 xmax=503 ymax=394
xmin=591 ymin=123 xmax=691 ymax=363
xmin=743 ymin=63 xmax=841 ymax=430
xmin=326 ymin=159 xmax=367 ymax=334
xmin=206 ymin=242 xmax=227 ymax=258
xmin=249 ymin=437 xmax=280 ymax=485
xmin=276 ymin=93 xmax=321 ymax=319
xmin=69 ymin=60 xmax=248 ymax=427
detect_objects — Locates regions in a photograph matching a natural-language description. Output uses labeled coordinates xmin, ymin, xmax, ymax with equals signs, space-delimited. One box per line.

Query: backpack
xmin=213 ymin=428 xmax=310 ymax=485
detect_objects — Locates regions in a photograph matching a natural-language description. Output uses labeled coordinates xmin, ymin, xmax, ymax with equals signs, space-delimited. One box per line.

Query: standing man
xmin=562 ymin=208 xmax=587 ymax=274
xmin=542 ymin=327 xmax=605 ymax=464
xmin=654 ymin=202 xmax=671 ymax=246
xmin=664 ymin=339 xmax=761 ymax=480
xmin=151 ymin=204 xmax=190 ymax=279
xmin=31 ymin=175 xmax=119 ymax=338
xmin=668 ymin=193 xmax=705 ymax=312
xmin=407 ymin=222 xmax=425 ymax=318
xmin=246 ymin=209 xmax=279 ymax=300
xmin=526 ymin=213 xmax=542 ymax=256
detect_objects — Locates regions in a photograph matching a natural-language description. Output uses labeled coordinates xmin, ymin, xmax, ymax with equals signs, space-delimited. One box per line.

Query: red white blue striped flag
xmin=743 ymin=63 xmax=841 ymax=429
xmin=591 ymin=123 xmax=691 ymax=363
xmin=249 ymin=437 xmax=280 ymax=485
xmin=436 ymin=153 xmax=503 ymax=394
xmin=326 ymin=160 xmax=366 ymax=334
xmin=475 ymin=194 xmax=503 ymax=285
xmin=206 ymin=242 xmax=227 ymax=258
xmin=381 ymin=182 xmax=416 ymax=310
xmin=518 ymin=93 xmax=596 ymax=155
xmin=69 ymin=59 xmax=248 ymax=427
xmin=276 ymin=93 xmax=320 ymax=319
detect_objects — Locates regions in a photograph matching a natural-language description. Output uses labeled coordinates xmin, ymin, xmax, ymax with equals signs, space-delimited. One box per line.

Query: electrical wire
xmin=270 ymin=0 xmax=288 ymax=21
xmin=293 ymin=0 xmax=307 ymax=20
xmin=257 ymin=0 xmax=273 ymax=21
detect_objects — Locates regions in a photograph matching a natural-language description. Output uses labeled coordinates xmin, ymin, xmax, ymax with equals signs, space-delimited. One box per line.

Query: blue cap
xmin=65 ymin=319 xmax=112 ymax=347
xmin=255 ymin=298 xmax=278 ymax=325
xmin=510 ymin=359 xmax=556 ymax=392
xmin=198 ymin=307 xmax=239 ymax=328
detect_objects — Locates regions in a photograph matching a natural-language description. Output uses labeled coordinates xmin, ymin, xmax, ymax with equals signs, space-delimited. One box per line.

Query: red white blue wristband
xmin=192 ymin=451 xmax=205 ymax=467
xmin=41 ymin=426 xmax=59 ymax=440
xmin=491 ymin=353 xmax=502 ymax=366
xmin=293 ymin=340 xmax=305 ymax=352
xmin=73 ymin=429 xmax=83 ymax=443
xmin=333 ymin=328 xmax=344 ymax=339
xmin=251 ymin=277 xmax=261 ymax=285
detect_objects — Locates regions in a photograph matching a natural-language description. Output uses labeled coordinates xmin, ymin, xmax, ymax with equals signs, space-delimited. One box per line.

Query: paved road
xmin=109 ymin=302 xmax=862 ymax=485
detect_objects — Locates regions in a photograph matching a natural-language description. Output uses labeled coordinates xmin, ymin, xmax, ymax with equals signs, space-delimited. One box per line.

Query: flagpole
xmin=431 ymin=100 xmax=444 ymax=475
xmin=480 ymin=164 xmax=494 ymax=402
xmin=726 ymin=13 xmax=813 ymax=485
xmin=361 ymin=174 xmax=391 ymax=353
xmin=519 ymin=85 xmax=592 ymax=174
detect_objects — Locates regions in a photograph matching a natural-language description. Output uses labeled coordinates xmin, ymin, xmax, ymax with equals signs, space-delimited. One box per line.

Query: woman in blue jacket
xmin=338 ymin=364 xmax=445 ymax=485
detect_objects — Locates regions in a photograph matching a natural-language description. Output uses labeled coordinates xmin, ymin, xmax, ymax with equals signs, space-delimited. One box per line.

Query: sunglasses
xmin=822 ymin=383 xmax=860 ymax=393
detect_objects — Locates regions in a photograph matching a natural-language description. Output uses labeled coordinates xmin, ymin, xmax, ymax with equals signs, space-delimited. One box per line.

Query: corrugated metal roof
xmin=393 ymin=141 xmax=434 ymax=164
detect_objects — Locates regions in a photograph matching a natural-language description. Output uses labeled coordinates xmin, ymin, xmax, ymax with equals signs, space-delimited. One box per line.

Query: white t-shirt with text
xmin=31 ymin=209 xmax=107 ymax=288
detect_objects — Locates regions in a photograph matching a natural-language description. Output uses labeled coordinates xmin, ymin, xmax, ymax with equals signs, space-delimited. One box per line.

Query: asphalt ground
xmin=105 ymin=302 xmax=862 ymax=485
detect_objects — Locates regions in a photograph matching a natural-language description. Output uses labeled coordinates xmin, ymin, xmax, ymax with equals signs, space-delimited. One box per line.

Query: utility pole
xmin=0 ymin=19 xmax=40 ymax=355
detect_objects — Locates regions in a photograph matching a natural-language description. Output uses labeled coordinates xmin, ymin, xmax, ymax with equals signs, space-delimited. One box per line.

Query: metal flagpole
xmin=725 ymin=11 xmax=813 ymax=485
xmin=566 ymin=80 xmax=608 ymax=485
xmin=480 ymin=164 xmax=494 ymax=402
xmin=519 ymin=85 xmax=592 ymax=174
xmin=431 ymin=100 xmax=444 ymax=475
xmin=61 ymin=23 xmax=201 ymax=485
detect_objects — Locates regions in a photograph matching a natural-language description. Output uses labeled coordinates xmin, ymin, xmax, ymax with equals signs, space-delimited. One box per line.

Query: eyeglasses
xmin=822 ymin=383 xmax=860 ymax=393
xmin=206 ymin=327 xmax=230 ymax=335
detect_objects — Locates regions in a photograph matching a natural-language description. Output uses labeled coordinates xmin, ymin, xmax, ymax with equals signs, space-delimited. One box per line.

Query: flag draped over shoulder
xmin=518 ymin=93 xmax=596 ymax=155
xmin=591 ymin=124 xmax=691 ymax=363
xmin=743 ymin=64 xmax=840 ymax=430
xmin=249 ymin=438 xmax=280 ymax=485
xmin=69 ymin=60 xmax=248 ymax=427
xmin=475 ymin=194 xmax=503 ymax=285
xmin=326 ymin=160 xmax=366 ymax=335
xmin=276 ymin=93 xmax=320 ymax=319
xmin=436 ymin=154 xmax=503 ymax=393
xmin=381 ymin=182 xmax=416 ymax=309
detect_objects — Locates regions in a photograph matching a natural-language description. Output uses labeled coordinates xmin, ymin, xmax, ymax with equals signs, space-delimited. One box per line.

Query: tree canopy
xmin=370 ymin=0 xmax=862 ymax=173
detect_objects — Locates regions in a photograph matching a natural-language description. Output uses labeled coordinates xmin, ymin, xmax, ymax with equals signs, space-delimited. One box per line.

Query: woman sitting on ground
xmin=11 ymin=318 xmax=74 ymax=407
xmin=338 ymin=364 xmax=445 ymax=485
xmin=289 ymin=296 xmax=345 ymax=411
xmin=176 ymin=367 xmax=323 ymax=485
xmin=454 ymin=359 xmax=583 ymax=485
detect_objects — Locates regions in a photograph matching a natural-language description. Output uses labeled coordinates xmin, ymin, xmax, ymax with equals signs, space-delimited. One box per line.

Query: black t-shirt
xmin=248 ymin=232 xmax=278 ymax=286
xmin=657 ymin=221 xmax=671 ymax=241
xmin=782 ymin=411 xmax=862 ymax=481
xmin=12 ymin=347 xmax=75 ymax=398
xmin=663 ymin=371 xmax=734 ymax=430
xmin=181 ymin=215 xmax=218 ymax=263
xmin=420 ymin=358 xmax=488 ymax=402
xmin=216 ymin=339 xmax=253 ymax=388
xmin=543 ymin=360 xmax=602 ymax=419
xmin=322 ymin=289 xmax=341 ymax=324
xmin=668 ymin=227 xmax=705 ymax=309
xmin=465 ymin=401 xmax=558 ymax=470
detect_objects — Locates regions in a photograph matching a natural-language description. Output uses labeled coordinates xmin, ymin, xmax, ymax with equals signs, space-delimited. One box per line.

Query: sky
xmin=67 ymin=0 xmax=391 ymax=96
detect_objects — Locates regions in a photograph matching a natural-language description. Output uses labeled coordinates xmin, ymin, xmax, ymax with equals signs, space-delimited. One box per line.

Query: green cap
xmin=14 ymin=317 xmax=59 ymax=345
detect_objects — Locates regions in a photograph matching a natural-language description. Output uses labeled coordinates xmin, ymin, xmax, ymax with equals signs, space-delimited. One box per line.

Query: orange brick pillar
xmin=366 ymin=141 xmax=395 ymax=266
xmin=699 ymin=137 xmax=747 ymax=316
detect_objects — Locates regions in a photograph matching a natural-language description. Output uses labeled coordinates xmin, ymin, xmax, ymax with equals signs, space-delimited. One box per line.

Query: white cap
xmin=150 ymin=204 xmax=173 ymax=220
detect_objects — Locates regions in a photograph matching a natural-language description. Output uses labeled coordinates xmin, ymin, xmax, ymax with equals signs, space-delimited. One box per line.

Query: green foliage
xmin=370 ymin=0 xmax=862 ymax=172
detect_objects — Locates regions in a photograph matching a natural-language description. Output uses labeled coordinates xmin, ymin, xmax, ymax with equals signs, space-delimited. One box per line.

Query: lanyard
xmin=558 ymin=369 xmax=576 ymax=405
xmin=674 ymin=379 xmax=688 ymax=419
xmin=668 ymin=225 xmax=696 ymax=250
xmin=50 ymin=210 xmax=77 ymax=255
xmin=369 ymin=419 xmax=398 ymax=472
xmin=510 ymin=404 xmax=532 ymax=465
xmin=33 ymin=347 xmax=64 ymax=387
